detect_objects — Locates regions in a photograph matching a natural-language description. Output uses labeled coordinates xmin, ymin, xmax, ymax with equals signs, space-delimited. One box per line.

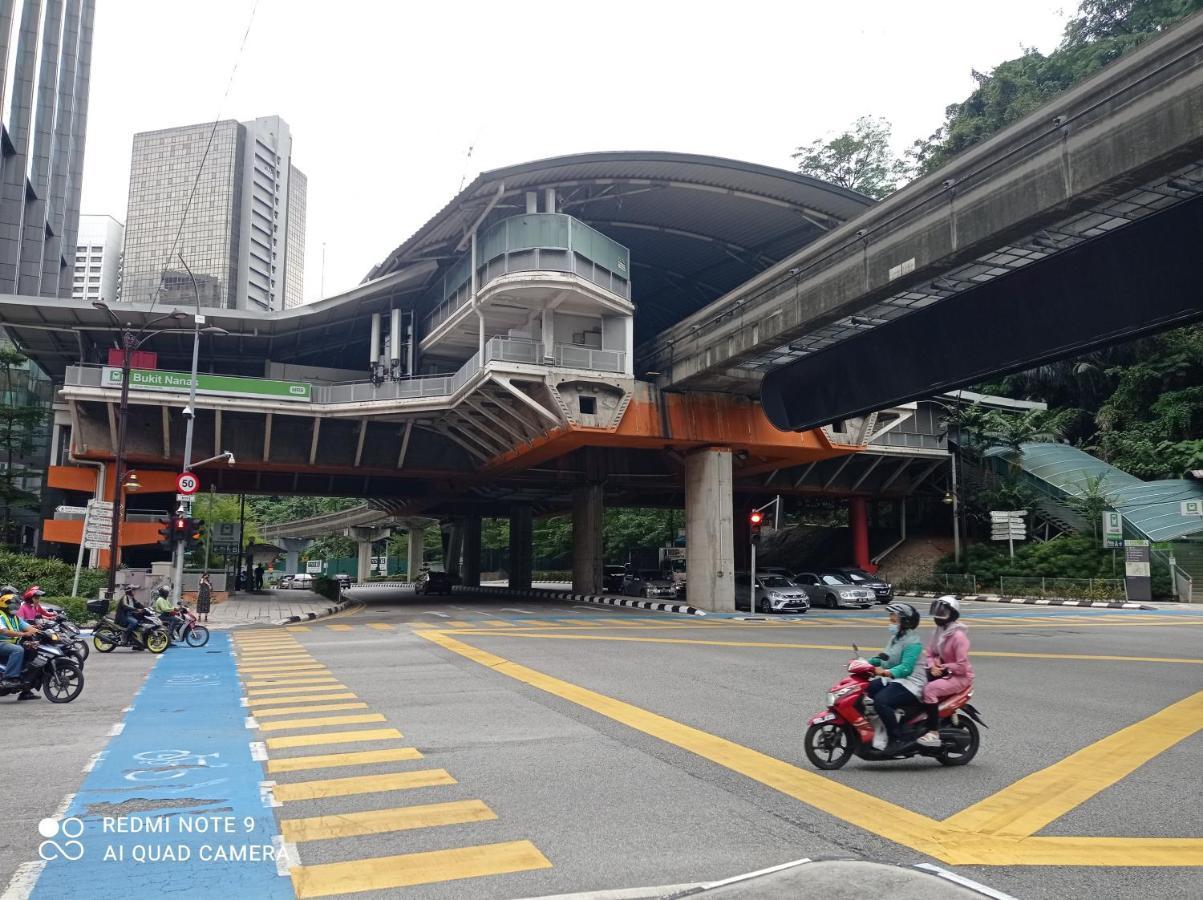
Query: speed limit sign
xmin=176 ymin=472 xmax=199 ymax=495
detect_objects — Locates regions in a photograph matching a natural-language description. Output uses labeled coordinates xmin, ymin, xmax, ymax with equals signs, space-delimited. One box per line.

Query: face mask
xmin=888 ymin=624 xmax=899 ymax=636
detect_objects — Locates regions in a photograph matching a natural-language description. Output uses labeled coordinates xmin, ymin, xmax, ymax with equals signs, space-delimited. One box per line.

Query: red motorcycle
xmin=803 ymin=654 xmax=984 ymax=769
xmin=168 ymin=603 xmax=210 ymax=648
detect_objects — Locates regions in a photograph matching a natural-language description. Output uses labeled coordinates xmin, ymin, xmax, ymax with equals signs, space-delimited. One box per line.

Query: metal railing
xmin=896 ymin=574 xmax=978 ymax=595
xmin=423 ymin=213 xmax=631 ymax=334
xmin=553 ymin=343 xmax=626 ymax=373
xmin=998 ymin=576 xmax=1125 ymax=601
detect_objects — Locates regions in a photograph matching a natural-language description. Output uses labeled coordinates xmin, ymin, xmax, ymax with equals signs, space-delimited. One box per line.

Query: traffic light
xmin=186 ymin=518 xmax=205 ymax=551
xmin=171 ymin=514 xmax=190 ymax=543
xmin=749 ymin=509 xmax=764 ymax=544
xmin=157 ymin=517 xmax=174 ymax=552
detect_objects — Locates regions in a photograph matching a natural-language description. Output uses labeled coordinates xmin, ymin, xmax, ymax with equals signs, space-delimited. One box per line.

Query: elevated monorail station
xmin=3 ymin=152 xmax=950 ymax=608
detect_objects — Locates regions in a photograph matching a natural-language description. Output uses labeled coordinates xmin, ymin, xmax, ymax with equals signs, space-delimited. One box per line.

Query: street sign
xmin=1124 ymin=539 xmax=1152 ymax=602
xmin=210 ymin=522 xmax=241 ymax=551
xmin=990 ymin=510 xmax=1027 ymax=557
xmin=82 ymin=498 xmax=113 ymax=550
xmin=1102 ymin=510 xmax=1124 ymax=549
xmin=102 ymin=367 xmax=312 ymax=402
xmin=177 ymin=472 xmax=199 ymax=495
xmin=1181 ymin=499 xmax=1203 ymax=517
xmin=55 ymin=505 xmax=88 ymax=516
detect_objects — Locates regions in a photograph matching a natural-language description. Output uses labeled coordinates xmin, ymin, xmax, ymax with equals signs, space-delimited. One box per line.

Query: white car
xmin=734 ymin=573 xmax=810 ymax=614
xmin=283 ymin=573 xmax=313 ymax=590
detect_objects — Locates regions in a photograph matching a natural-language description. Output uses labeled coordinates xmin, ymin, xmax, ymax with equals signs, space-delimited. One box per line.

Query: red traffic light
xmin=749 ymin=511 xmax=764 ymax=525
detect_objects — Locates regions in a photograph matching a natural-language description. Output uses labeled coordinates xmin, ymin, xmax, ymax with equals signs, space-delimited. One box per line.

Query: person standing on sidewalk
xmin=254 ymin=564 xmax=265 ymax=591
xmin=197 ymin=573 xmax=212 ymax=623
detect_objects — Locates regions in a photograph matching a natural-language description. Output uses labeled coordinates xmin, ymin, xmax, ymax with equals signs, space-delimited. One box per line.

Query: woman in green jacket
xmin=866 ymin=602 xmax=928 ymax=753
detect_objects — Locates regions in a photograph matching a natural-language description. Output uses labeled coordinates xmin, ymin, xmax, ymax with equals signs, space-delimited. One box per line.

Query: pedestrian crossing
xmin=233 ymin=632 xmax=552 ymax=897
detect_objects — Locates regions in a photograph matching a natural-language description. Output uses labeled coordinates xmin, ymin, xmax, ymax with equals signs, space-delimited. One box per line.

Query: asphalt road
xmin=4 ymin=595 xmax=1202 ymax=899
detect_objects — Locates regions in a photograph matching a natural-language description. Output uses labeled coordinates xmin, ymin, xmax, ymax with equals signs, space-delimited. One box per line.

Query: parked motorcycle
xmin=169 ymin=603 xmax=210 ymax=647
xmin=803 ymin=652 xmax=984 ymax=769
xmin=91 ymin=595 xmax=170 ymax=654
xmin=0 ymin=631 xmax=85 ymax=703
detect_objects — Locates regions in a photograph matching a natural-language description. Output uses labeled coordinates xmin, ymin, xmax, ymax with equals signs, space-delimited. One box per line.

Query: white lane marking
xmin=701 ymin=857 xmax=814 ymax=889
xmin=107 ymin=722 xmax=125 ymax=737
xmin=510 ymin=885 xmax=704 ymax=900
xmin=0 ymin=861 xmax=46 ymax=900
xmin=272 ymin=836 xmax=300 ymax=876
xmin=53 ymin=794 xmax=76 ymax=817
xmin=500 ymin=608 xmax=536 ymax=614
xmin=259 ymin=780 xmax=280 ymax=808
xmin=249 ymin=742 xmax=267 ymax=762
xmin=239 ymin=696 xmax=248 ymax=707
xmin=913 ymin=863 xmax=1018 ymax=899
xmin=82 ymin=751 xmax=107 ymax=773
xmin=245 ymin=716 xmax=259 ymax=730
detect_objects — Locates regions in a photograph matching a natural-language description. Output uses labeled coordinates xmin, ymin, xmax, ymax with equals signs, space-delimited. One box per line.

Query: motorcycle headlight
xmin=826 ymin=692 xmax=836 ymax=706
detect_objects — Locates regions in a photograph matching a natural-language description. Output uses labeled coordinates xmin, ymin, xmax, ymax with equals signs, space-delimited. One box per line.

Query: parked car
xmin=734 ymin=573 xmax=810 ymax=614
xmin=790 ymin=571 xmax=875 ymax=609
xmin=622 ymin=570 xmax=678 ymax=600
xmin=832 ymin=566 xmax=894 ymax=603
xmin=285 ymin=573 xmax=314 ymax=590
xmin=333 ymin=573 xmax=353 ymax=588
xmin=604 ymin=565 xmax=629 ymax=593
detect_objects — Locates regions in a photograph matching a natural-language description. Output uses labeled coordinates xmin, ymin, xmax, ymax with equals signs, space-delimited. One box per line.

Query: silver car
xmin=791 ymin=572 xmax=875 ymax=609
xmin=734 ymin=573 xmax=810 ymax=614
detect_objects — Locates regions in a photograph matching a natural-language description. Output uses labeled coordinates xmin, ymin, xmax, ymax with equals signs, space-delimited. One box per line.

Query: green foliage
xmin=533 ymin=515 xmax=572 ymax=561
xmin=603 ymin=508 xmax=679 ymax=562
xmin=1063 ymin=473 xmax=1119 ymax=538
xmin=792 ymin=116 xmax=908 ymax=199
xmin=0 ymin=550 xmax=106 ymax=598
xmin=311 ymin=575 xmax=341 ymax=602
xmin=42 ymin=596 xmax=91 ymax=624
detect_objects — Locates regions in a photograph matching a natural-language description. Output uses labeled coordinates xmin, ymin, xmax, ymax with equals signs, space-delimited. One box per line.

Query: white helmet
xmin=929 ymin=595 xmax=961 ymax=623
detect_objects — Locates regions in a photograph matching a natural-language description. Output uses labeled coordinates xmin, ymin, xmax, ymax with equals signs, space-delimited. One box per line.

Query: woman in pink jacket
xmin=916 ymin=596 xmax=974 ymax=748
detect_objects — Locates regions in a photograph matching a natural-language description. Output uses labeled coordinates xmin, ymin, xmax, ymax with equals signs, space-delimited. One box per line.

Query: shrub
xmin=0 ymin=551 xmax=107 ymax=598
xmin=311 ymin=576 xmax=340 ymax=602
xmin=41 ymin=596 xmax=92 ymax=625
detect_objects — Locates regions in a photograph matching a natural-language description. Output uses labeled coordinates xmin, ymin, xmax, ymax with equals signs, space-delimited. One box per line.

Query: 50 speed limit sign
xmin=176 ymin=472 xmax=200 ymax=495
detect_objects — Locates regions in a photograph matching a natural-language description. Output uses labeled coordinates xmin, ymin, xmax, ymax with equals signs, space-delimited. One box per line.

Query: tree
xmin=792 ymin=116 xmax=908 ymax=200
xmin=0 ymin=346 xmax=47 ymax=548
xmin=1064 ymin=473 xmax=1118 ymax=539
xmin=980 ymin=409 xmax=1068 ymax=462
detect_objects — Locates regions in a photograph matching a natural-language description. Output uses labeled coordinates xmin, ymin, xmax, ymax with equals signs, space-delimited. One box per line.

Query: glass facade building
xmin=123 ymin=115 xmax=306 ymax=311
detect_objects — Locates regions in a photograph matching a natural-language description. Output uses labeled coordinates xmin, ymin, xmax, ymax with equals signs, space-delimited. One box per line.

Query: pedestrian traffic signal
xmin=171 ymin=514 xmax=190 ymax=543
xmin=157 ymin=517 xmax=174 ymax=551
xmin=750 ymin=509 xmax=763 ymax=544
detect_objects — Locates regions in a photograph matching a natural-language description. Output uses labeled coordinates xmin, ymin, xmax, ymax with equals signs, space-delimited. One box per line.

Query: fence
xmin=997 ymin=576 xmax=1125 ymax=601
xmin=896 ymin=574 xmax=978 ymax=595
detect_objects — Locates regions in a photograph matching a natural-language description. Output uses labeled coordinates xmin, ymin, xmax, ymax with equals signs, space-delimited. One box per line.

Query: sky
xmin=81 ymin=0 xmax=1072 ymax=304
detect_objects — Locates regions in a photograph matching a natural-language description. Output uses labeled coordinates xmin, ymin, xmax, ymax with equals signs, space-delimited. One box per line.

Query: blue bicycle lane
xmin=31 ymin=633 xmax=291 ymax=900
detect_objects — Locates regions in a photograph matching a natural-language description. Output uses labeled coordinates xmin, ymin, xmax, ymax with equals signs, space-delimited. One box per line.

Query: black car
xmin=833 ymin=566 xmax=894 ymax=603
xmin=603 ymin=565 xmax=628 ymax=593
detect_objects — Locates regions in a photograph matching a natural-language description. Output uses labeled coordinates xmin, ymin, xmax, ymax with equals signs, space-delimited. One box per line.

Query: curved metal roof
xmin=986 ymin=442 xmax=1203 ymax=542
xmin=368 ymin=151 xmax=874 ymax=342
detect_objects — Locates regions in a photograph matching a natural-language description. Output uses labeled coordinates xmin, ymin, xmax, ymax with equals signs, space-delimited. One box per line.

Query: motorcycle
xmin=91 ymin=595 xmax=170 ymax=654
xmin=0 ymin=631 xmax=85 ymax=703
xmin=34 ymin=610 xmax=89 ymax=664
xmin=803 ymin=649 xmax=984 ymax=770
xmin=168 ymin=603 xmax=210 ymax=648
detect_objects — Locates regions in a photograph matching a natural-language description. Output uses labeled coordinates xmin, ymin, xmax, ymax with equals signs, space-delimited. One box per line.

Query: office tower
xmin=71 ymin=213 xmax=122 ymax=303
xmin=0 ymin=0 xmax=95 ymax=298
xmin=122 ymin=115 xmax=306 ymax=311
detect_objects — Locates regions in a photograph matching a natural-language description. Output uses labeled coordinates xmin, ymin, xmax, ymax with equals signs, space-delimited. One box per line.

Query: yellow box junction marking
xmin=418 ymin=628 xmax=1203 ymax=867
xmin=248 ymin=693 xmax=359 ymax=708
xmin=246 ymin=683 xmax=351 ymax=697
xmin=266 ymin=728 xmax=403 ymax=750
xmin=266 ymin=747 xmax=423 ymax=774
xmin=281 ymin=799 xmax=496 ymax=842
xmin=257 ymin=713 xmax=386 ymax=732
xmin=289 ymin=840 xmax=552 ymax=898
xmin=253 ymin=702 xmax=369 ymax=718
xmin=245 ymin=677 xmax=339 ymax=688
xmin=272 ymin=769 xmax=457 ymax=802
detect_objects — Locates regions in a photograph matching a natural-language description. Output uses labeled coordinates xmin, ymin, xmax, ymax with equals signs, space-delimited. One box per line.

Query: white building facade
xmin=71 ymin=214 xmax=123 ymax=303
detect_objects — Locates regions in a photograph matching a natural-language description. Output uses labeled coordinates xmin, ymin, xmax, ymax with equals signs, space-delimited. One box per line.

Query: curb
xmin=899 ymin=591 xmax=1151 ymax=610
xmin=273 ymin=597 xmax=353 ymax=626
xmin=450 ymin=584 xmax=706 ymax=616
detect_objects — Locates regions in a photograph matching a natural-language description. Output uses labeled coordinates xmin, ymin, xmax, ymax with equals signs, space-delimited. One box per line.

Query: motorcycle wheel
xmin=43 ymin=660 xmax=85 ymax=703
xmin=184 ymin=625 xmax=210 ymax=648
xmin=93 ymin=628 xmax=118 ymax=653
xmin=72 ymin=639 xmax=90 ymax=662
xmin=144 ymin=629 xmax=170 ymax=654
xmin=936 ymin=717 xmax=981 ymax=767
xmin=804 ymin=721 xmax=856 ymax=770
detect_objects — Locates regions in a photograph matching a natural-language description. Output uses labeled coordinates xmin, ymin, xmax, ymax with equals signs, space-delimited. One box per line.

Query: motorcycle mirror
xmin=852 ymin=643 xmax=859 ymax=654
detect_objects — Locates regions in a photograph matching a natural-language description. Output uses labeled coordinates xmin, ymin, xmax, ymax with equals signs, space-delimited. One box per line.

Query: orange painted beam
xmin=47 ymin=466 xmax=98 ymax=492
xmin=42 ymin=519 xmax=163 ymax=548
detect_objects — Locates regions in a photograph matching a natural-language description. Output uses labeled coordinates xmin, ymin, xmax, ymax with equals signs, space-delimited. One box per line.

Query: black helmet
xmin=930 ymin=595 xmax=961 ymax=624
xmin=0 ymin=584 xmax=18 ymax=598
xmin=885 ymin=601 xmax=920 ymax=632
xmin=157 ymin=586 xmax=170 ymax=598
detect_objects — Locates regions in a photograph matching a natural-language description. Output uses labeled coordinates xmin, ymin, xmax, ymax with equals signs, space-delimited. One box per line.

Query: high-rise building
xmin=0 ymin=0 xmax=95 ymax=298
xmin=71 ymin=213 xmax=122 ymax=303
xmin=122 ymin=115 xmax=306 ymax=311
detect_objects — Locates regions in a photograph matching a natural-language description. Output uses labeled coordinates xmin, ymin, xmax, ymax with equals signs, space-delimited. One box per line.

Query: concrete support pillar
xmin=571 ymin=484 xmax=604 ymax=594
xmin=407 ymin=527 xmax=425 ymax=581
xmin=685 ymin=448 xmax=735 ymax=612
xmin=462 ymin=514 xmax=481 ymax=587
xmin=850 ymin=496 xmax=871 ymax=571
xmin=508 ymin=505 xmax=533 ymax=591
xmin=280 ymin=538 xmax=311 ymax=576
xmin=356 ymin=540 xmax=372 ymax=585
xmin=446 ymin=521 xmax=464 ymax=578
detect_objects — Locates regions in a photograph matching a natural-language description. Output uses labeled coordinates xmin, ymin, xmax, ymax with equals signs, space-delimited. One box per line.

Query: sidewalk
xmin=203 ymin=588 xmax=342 ymax=627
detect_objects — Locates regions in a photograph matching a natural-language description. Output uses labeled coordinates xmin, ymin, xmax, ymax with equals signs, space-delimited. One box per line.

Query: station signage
xmin=101 ymin=367 xmax=312 ymax=402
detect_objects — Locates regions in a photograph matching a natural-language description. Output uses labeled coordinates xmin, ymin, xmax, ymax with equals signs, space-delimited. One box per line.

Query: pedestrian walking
xmin=254 ymin=564 xmax=265 ymax=591
xmin=197 ymin=573 xmax=212 ymax=623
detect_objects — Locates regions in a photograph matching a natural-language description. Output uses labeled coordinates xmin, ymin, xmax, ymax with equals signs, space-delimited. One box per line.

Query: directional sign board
xmin=1181 ymin=499 xmax=1203 ymax=518
xmin=82 ymin=499 xmax=114 ymax=551
xmin=177 ymin=472 xmax=199 ymax=495
xmin=1124 ymin=539 xmax=1152 ymax=602
xmin=210 ymin=522 xmax=241 ymax=551
xmin=1102 ymin=510 xmax=1124 ymax=549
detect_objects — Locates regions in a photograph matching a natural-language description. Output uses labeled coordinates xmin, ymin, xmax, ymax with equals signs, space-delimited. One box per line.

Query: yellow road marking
xmin=266 ymin=728 xmax=403 ymax=750
xmin=281 ymin=798 xmax=496 ymax=842
xmin=258 ymin=713 xmax=387 ymax=732
xmin=325 ymin=624 xmax=353 ymax=631
xmin=272 ymin=769 xmax=457 ymax=802
xmin=240 ymin=668 xmax=331 ymax=679
xmin=944 ymin=690 xmax=1203 ymax=837
xmin=266 ymin=747 xmax=422 ymax=774
xmin=245 ymin=677 xmax=339 ymax=688
xmin=246 ymin=683 xmax=351 ymax=697
xmin=248 ymin=693 xmax=358 ymax=707
xmin=419 ymin=629 xmax=1203 ymax=867
xmin=450 ymin=630 xmax=1203 ymax=666
xmin=237 ymin=652 xmax=314 ymax=661
xmin=236 ymin=637 xmax=299 ymax=644
xmin=289 ymin=840 xmax=552 ymax=898
xmin=253 ymin=702 xmax=368 ymax=718
xmin=367 ymin=623 xmax=393 ymax=630
xmin=239 ymin=664 xmax=327 ymax=674
xmin=449 ymin=621 xmax=475 ymax=627
xmin=286 ymin=625 xmax=312 ymax=632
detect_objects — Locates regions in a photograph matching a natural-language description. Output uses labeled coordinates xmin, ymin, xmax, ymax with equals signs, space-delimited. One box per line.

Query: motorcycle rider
xmin=153 ymin=586 xmax=180 ymax=641
xmin=0 ymin=588 xmax=40 ymax=699
xmin=917 ymin=596 xmax=975 ymax=748
xmin=866 ymin=601 xmax=927 ymax=754
xmin=116 ymin=586 xmax=147 ymax=650
xmin=17 ymin=585 xmax=52 ymax=623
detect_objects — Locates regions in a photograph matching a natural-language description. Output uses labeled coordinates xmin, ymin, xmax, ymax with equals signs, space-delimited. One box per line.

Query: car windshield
xmin=843 ymin=571 xmax=870 ymax=582
xmin=640 ymin=571 xmax=665 ymax=581
xmin=821 ymin=574 xmax=851 ymax=585
xmin=760 ymin=575 xmax=791 ymax=587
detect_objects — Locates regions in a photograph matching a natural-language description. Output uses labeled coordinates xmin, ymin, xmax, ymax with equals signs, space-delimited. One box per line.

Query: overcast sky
xmin=82 ymin=1 xmax=1071 ymax=304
